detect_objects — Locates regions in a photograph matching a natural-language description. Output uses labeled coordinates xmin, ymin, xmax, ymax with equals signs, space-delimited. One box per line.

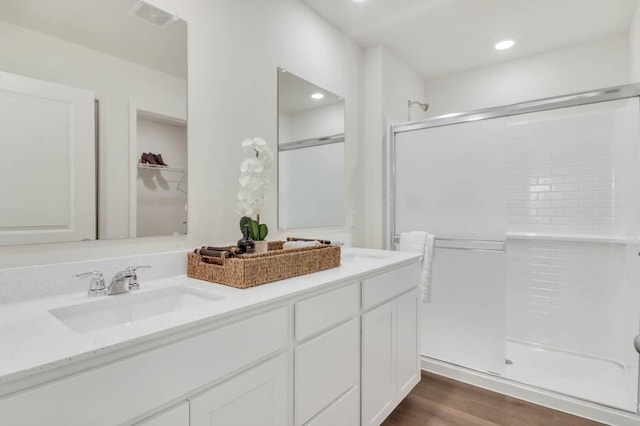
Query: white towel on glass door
xmin=399 ymin=231 xmax=435 ymax=303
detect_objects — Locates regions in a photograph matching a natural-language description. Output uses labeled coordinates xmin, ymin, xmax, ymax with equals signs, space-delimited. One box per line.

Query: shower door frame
xmin=388 ymin=83 xmax=640 ymax=421
xmin=388 ymin=82 xmax=640 ymax=249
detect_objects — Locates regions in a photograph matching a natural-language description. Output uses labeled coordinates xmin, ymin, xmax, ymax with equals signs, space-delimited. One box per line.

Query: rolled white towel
xmin=282 ymin=240 xmax=322 ymax=250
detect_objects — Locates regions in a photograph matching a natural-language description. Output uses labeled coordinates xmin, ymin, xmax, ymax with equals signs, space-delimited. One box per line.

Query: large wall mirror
xmin=0 ymin=0 xmax=187 ymax=246
xmin=277 ymin=68 xmax=345 ymax=229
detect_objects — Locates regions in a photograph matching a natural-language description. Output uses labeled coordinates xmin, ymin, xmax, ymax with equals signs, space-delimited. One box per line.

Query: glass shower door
xmin=394 ymin=117 xmax=508 ymax=376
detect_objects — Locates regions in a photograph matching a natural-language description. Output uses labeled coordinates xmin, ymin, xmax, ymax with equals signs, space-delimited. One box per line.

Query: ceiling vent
xmin=129 ymin=1 xmax=177 ymax=28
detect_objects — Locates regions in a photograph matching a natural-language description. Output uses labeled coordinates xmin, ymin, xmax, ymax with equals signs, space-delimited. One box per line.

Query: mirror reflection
xmin=0 ymin=0 xmax=187 ymax=246
xmin=277 ymin=68 xmax=345 ymax=229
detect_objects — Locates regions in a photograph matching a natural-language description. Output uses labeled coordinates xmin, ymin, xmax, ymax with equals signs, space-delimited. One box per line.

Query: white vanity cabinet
xmin=0 ymin=307 xmax=288 ymax=426
xmin=0 ymin=251 xmax=422 ymax=426
xmin=361 ymin=264 xmax=421 ymax=426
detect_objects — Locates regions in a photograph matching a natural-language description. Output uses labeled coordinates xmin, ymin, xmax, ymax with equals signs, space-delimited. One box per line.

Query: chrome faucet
xmin=107 ymin=265 xmax=151 ymax=295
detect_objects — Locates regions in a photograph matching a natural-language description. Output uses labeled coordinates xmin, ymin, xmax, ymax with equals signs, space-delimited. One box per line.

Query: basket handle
xmin=200 ymin=254 xmax=227 ymax=266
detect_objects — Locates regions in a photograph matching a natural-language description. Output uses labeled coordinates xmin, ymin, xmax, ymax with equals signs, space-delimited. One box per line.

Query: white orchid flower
xmin=236 ymin=137 xmax=273 ymax=219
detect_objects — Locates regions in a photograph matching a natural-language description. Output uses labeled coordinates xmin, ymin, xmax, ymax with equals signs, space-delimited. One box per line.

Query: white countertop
xmin=0 ymin=248 xmax=421 ymax=390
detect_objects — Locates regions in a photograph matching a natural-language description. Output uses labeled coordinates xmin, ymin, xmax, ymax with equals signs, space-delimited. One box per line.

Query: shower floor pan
xmin=504 ymin=340 xmax=638 ymax=413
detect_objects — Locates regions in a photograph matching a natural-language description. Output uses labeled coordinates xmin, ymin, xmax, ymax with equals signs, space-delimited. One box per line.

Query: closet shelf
xmin=137 ymin=164 xmax=186 ymax=173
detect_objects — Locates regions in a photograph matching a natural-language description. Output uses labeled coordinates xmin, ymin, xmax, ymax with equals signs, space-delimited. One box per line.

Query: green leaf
xmin=249 ymin=220 xmax=260 ymax=241
xmin=258 ymin=223 xmax=268 ymax=240
xmin=239 ymin=216 xmax=252 ymax=233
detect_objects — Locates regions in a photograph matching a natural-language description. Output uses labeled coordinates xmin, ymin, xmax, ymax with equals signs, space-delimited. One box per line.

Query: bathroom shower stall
xmin=390 ymin=84 xmax=640 ymax=421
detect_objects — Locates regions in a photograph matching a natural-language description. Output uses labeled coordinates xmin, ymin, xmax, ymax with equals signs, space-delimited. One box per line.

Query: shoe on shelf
xmin=141 ymin=153 xmax=159 ymax=165
xmin=154 ymin=153 xmax=168 ymax=167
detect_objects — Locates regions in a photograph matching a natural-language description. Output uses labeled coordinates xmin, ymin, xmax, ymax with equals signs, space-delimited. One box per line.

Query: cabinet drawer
xmin=362 ymin=263 xmax=420 ymax=309
xmin=295 ymin=318 xmax=359 ymax=425
xmin=0 ymin=307 xmax=288 ymax=426
xmin=295 ymin=282 xmax=359 ymax=340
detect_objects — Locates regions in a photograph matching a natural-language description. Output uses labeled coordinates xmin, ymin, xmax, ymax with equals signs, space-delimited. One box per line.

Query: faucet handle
xmin=126 ymin=265 xmax=151 ymax=291
xmin=75 ymin=270 xmax=106 ymax=297
xmin=126 ymin=265 xmax=151 ymax=272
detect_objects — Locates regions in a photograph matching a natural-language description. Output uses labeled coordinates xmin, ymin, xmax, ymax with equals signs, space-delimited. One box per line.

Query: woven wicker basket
xmin=187 ymin=241 xmax=341 ymax=289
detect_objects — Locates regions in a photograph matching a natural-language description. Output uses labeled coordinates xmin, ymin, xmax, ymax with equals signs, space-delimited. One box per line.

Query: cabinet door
xmin=395 ymin=289 xmax=420 ymax=401
xmin=190 ymin=353 xmax=288 ymax=426
xmin=295 ymin=318 xmax=359 ymax=425
xmin=0 ymin=70 xmax=96 ymax=245
xmin=135 ymin=402 xmax=189 ymax=426
xmin=361 ymin=300 xmax=396 ymax=426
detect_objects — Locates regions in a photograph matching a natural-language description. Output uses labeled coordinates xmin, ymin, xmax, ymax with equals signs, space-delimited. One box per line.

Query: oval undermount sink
xmin=49 ymin=286 xmax=223 ymax=333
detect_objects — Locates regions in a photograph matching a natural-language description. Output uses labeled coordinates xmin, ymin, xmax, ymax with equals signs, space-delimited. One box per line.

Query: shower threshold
xmin=504 ymin=340 xmax=637 ymax=413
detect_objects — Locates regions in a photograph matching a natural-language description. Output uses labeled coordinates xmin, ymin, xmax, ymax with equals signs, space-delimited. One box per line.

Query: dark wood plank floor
xmin=383 ymin=371 xmax=604 ymax=426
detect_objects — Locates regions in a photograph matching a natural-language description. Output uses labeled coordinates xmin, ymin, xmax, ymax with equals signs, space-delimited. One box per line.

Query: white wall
xmin=136 ymin=117 xmax=188 ymax=237
xmin=630 ymin=2 xmax=640 ymax=82
xmin=382 ymin=49 xmax=429 ymax=124
xmin=0 ymin=0 xmax=364 ymax=267
xmin=424 ymin=36 xmax=630 ymax=116
xmin=364 ymin=46 xmax=428 ymax=249
xmin=0 ymin=21 xmax=187 ymax=241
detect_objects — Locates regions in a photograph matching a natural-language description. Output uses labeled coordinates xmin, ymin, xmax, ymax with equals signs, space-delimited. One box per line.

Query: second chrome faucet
xmin=75 ymin=266 xmax=151 ymax=296
xmin=107 ymin=266 xmax=151 ymax=295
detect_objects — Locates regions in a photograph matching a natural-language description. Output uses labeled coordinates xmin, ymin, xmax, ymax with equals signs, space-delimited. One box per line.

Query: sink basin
xmin=49 ymin=287 xmax=223 ymax=333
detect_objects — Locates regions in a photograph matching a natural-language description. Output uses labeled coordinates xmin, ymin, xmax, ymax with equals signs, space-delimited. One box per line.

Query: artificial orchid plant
xmin=235 ymin=137 xmax=274 ymax=241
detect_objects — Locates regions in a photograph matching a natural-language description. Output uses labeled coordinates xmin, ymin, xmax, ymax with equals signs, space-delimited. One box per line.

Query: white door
xmin=189 ymin=353 xmax=288 ymax=426
xmin=0 ymin=70 xmax=95 ymax=245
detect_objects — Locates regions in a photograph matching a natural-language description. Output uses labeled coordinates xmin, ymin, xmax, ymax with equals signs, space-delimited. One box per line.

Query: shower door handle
xmin=634 ymin=335 xmax=640 ymax=354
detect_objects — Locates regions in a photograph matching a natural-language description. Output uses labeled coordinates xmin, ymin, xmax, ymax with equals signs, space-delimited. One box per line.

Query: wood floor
xmin=382 ymin=371 xmax=604 ymax=426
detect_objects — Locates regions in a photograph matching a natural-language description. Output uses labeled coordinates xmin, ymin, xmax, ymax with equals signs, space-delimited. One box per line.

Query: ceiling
xmin=301 ymin=0 xmax=638 ymax=79
xmin=279 ymin=68 xmax=343 ymax=114
xmin=0 ymin=0 xmax=187 ymax=78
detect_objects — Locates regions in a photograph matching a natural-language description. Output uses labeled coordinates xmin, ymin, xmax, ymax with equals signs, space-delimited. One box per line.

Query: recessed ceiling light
xmin=311 ymin=93 xmax=325 ymax=100
xmin=495 ymin=40 xmax=515 ymax=50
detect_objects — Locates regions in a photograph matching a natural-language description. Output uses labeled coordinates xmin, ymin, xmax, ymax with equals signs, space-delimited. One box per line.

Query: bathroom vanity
xmin=0 ymin=248 xmax=421 ymax=426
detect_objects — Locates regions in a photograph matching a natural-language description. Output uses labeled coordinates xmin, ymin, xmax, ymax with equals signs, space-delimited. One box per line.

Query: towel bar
xmin=393 ymin=235 xmax=505 ymax=253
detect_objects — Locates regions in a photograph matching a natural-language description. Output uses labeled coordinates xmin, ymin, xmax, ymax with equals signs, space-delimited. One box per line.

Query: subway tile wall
xmin=504 ymin=100 xmax=640 ymax=362
xmin=505 ymin=103 xmax=640 ymax=237
xmin=506 ymin=239 xmax=631 ymax=361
